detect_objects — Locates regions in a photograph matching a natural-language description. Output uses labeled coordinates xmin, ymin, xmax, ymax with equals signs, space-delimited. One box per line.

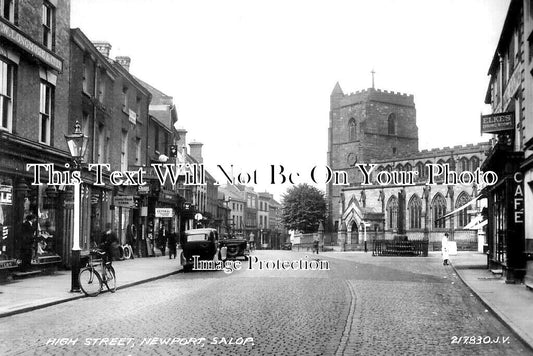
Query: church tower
xmin=326 ymin=83 xmax=419 ymax=231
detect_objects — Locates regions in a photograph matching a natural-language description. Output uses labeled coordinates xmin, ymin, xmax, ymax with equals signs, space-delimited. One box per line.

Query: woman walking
xmin=442 ymin=232 xmax=450 ymax=266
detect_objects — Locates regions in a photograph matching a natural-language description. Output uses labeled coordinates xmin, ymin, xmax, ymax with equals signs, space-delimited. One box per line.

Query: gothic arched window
xmin=405 ymin=163 xmax=412 ymax=173
xmin=408 ymin=194 xmax=422 ymax=229
xmin=460 ymin=157 xmax=469 ymax=173
xmin=455 ymin=191 xmax=471 ymax=228
xmin=348 ymin=118 xmax=357 ymax=141
xmin=416 ymin=162 xmax=424 ymax=179
xmin=396 ymin=164 xmax=404 ymax=172
xmin=470 ymin=156 xmax=480 ymax=171
xmin=432 ymin=193 xmax=447 ymax=229
xmin=387 ymin=196 xmax=398 ymax=230
xmin=388 ymin=113 xmax=396 ymax=135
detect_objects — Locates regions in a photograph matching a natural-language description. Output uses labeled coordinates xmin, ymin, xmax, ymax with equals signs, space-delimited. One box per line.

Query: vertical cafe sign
xmin=513 ymin=173 xmax=524 ymax=224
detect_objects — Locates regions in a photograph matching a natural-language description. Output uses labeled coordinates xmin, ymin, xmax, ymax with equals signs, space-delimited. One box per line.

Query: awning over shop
xmin=463 ymin=215 xmax=487 ymax=230
xmin=436 ymin=195 xmax=483 ymax=221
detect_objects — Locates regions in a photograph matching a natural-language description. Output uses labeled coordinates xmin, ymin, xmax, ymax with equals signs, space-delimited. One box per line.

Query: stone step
xmin=490 ymin=269 xmax=503 ymax=275
xmin=12 ymin=270 xmax=42 ymax=279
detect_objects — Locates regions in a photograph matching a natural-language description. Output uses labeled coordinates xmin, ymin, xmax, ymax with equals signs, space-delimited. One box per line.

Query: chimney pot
xmin=92 ymin=41 xmax=112 ymax=58
xmin=116 ymin=56 xmax=131 ymax=71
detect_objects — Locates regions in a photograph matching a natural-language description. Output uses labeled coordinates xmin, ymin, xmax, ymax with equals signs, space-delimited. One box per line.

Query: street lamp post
xmin=65 ymin=121 xmax=89 ymax=293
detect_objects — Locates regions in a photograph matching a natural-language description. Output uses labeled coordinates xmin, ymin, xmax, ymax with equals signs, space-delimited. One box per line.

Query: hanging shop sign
xmin=155 ymin=208 xmax=174 ymax=218
xmin=138 ymin=185 xmax=150 ymax=195
xmin=114 ymin=195 xmax=135 ymax=208
xmin=480 ymin=112 xmax=514 ymax=134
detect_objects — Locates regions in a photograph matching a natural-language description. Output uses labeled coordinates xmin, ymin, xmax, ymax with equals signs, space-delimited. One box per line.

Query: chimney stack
xmin=93 ymin=41 xmax=112 ymax=58
xmin=115 ymin=56 xmax=131 ymax=71
xmin=175 ymin=127 xmax=187 ymax=153
xmin=189 ymin=141 xmax=203 ymax=163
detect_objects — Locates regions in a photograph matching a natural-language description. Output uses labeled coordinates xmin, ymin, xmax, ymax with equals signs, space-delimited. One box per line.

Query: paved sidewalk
xmin=0 ymin=254 xmax=182 ymax=318
xmin=451 ymin=251 xmax=533 ymax=350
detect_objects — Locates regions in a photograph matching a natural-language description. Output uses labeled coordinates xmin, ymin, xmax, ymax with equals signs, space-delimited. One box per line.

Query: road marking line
xmin=336 ymin=280 xmax=356 ymax=356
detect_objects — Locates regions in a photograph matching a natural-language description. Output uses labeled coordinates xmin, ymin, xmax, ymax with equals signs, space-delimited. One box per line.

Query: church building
xmin=326 ymin=83 xmax=489 ymax=250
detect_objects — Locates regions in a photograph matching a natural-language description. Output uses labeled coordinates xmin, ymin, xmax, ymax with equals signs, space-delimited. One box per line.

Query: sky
xmin=70 ymin=0 xmax=511 ymax=201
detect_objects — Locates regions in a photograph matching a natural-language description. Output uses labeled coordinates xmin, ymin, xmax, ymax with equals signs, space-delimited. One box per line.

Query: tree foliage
xmin=281 ymin=184 xmax=326 ymax=233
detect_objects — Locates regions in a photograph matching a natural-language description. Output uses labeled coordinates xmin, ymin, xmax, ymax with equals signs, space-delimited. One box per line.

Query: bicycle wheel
xmin=104 ymin=265 xmax=116 ymax=293
xmin=117 ymin=245 xmax=125 ymax=260
xmin=78 ymin=268 xmax=102 ymax=297
xmin=123 ymin=245 xmax=132 ymax=260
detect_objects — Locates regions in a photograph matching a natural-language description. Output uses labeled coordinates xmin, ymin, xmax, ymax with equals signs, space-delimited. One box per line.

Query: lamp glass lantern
xmin=64 ymin=121 xmax=89 ymax=164
xmin=64 ymin=121 xmax=89 ymax=293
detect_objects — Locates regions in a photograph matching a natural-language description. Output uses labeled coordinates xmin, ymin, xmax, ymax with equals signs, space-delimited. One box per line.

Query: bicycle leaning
xmin=78 ymin=249 xmax=117 ymax=297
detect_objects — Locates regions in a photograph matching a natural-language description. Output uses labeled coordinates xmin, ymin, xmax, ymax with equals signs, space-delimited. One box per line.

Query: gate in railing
xmin=372 ymin=239 xmax=428 ymax=257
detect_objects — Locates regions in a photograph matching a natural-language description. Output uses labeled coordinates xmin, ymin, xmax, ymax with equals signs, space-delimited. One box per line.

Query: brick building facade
xmin=0 ymin=0 xmax=71 ymax=269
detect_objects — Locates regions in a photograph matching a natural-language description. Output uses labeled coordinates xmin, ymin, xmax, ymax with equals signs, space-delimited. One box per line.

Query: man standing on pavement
xmin=101 ymin=223 xmax=118 ymax=265
xmin=167 ymin=232 xmax=177 ymax=259
xmin=313 ymin=236 xmax=319 ymax=254
xmin=20 ymin=214 xmax=36 ymax=271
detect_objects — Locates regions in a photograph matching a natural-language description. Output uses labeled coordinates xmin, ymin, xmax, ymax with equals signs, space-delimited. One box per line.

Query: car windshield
xmin=187 ymin=233 xmax=208 ymax=242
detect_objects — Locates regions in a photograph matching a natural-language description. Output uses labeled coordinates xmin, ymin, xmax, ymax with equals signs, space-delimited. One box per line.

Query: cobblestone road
xmin=0 ymin=251 xmax=531 ymax=355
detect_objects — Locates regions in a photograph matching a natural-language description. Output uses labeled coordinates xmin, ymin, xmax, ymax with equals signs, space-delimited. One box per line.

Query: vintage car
xmin=180 ymin=228 xmax=223 ymax=271
xmin=218 ymin=234 xmax=250 ymax=261
xmin=281 ymin=242 xmax=293 ymax=250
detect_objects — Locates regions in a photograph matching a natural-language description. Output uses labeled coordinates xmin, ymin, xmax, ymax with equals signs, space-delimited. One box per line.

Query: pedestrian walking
xmin=158 ymin=227 xmax=166 ymax=256
xmin=19 ymin=214 xmax=36 ymax=271
xmin=313 ymin=237 xmax=319 ymax=254
xmin=100 ymin=223 xmax=118 ymax=265
xmin=167 ymin=232 xmax=177 ymax=259
xmin=442 ymin=232 xmax=450 ymax=266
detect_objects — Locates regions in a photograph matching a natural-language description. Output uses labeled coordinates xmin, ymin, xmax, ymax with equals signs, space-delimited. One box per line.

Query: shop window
xmin=432 ymin=193 xmax=447 ymax=229
xmin=39 ymin=82 xmax=53 ymax=145
xmin=0 ymin=58 xmax=14 ymax=132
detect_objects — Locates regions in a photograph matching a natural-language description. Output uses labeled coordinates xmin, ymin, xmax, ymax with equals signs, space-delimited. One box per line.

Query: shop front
xmin=482 ymin=142 xmax=525 ymax=282
xmin=149 ymin=189 xmax=180 ymax=256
